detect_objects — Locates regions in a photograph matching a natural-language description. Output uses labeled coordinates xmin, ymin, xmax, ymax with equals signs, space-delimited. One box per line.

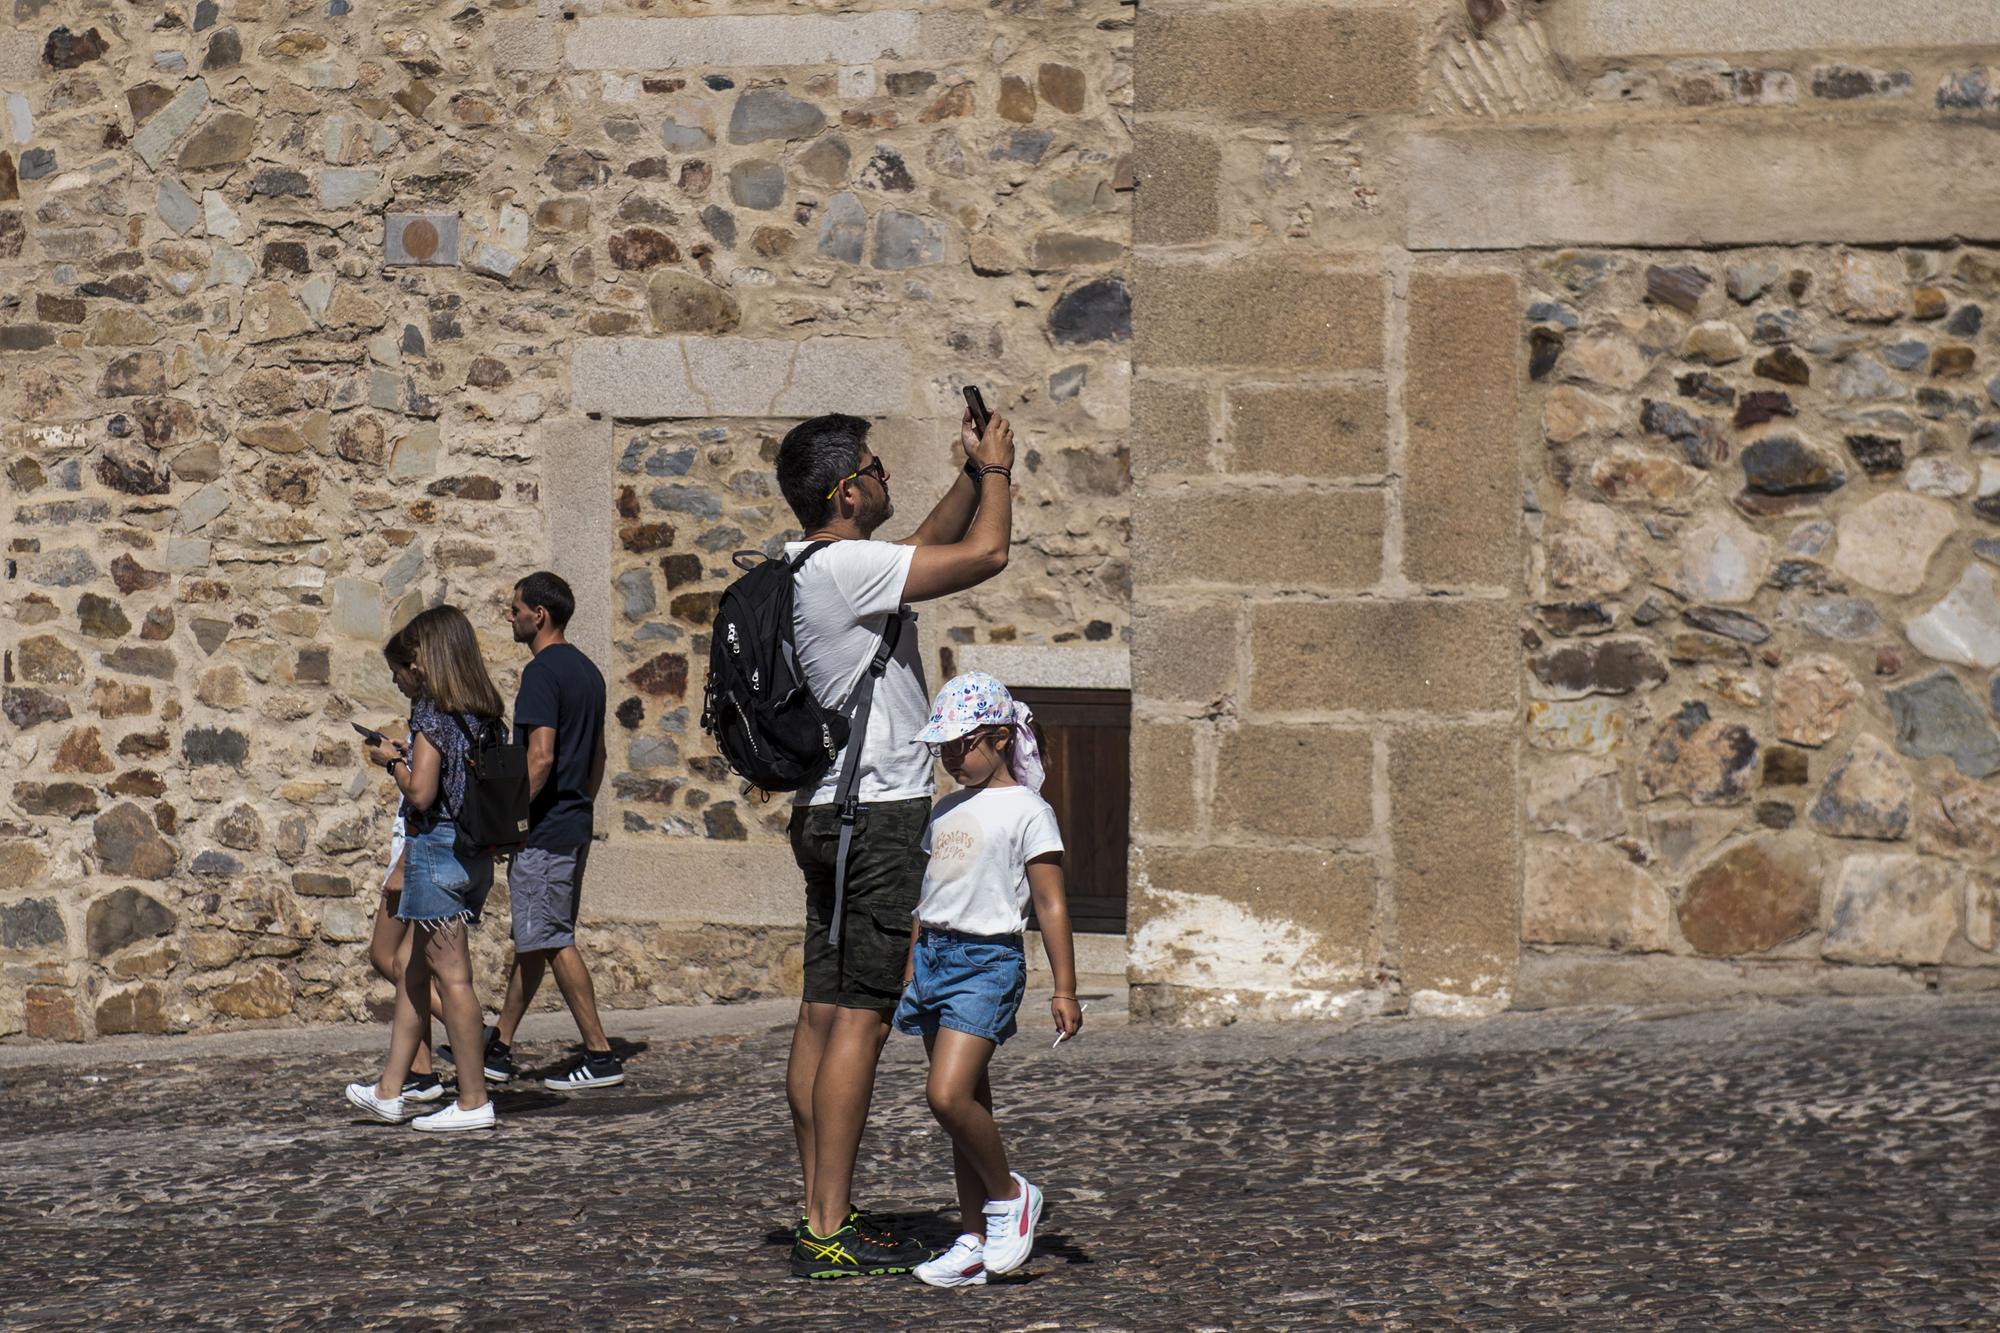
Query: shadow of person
xmin=761 ymin=1205 xmax=962 ymax=1250
xmin=1032 ymin=1229 xmax=1092 ymax=1266
xmin=549 ymin=1091 xmax=702 ymax=1119
xmin=983 ymin=1229 xmax=1090 ymax=1283
xmin=486 ymin=1088 xmax=566 ymax=1117
xmin=868 ymin=1206 xmax=961 ymax=1249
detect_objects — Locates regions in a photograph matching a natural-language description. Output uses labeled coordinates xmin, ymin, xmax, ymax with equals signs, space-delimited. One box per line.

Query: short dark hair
xmin=515 ymin=570 xmax=576 ymax=628
xmin=776 ymin=414 xmax=869 ymax=529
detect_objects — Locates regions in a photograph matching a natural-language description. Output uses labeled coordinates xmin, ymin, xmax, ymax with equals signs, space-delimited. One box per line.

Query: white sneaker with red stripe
xmin=980 ymin=1173 xmax=1043 ymax=1274
xmin=913 ymin=1233 xmax=987 ymax=1287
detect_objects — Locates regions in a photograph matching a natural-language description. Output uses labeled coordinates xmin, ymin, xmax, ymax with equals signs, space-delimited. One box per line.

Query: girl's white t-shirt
xmin=917 ymin=785 xmax=1065 ymax=937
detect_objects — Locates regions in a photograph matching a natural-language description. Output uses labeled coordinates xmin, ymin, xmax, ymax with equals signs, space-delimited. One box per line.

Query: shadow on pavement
xmin=760 ymin=1206 xmax=964 ymax=1250
xmin=1032 ymin=1229 xmax=1092 ymax=1266
xmin=496 ymin=1088 xmax=700 ymax=1120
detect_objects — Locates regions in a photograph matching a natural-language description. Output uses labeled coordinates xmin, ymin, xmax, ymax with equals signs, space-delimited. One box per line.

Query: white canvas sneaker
xmin=980 ymin=1173 xmax=1043 ymax=1274
xmin=345 ymin=1082 xmax=411 ymax=1124
xmin=913 ymin=1234 xmax=988 ymax=1288
xmin=412 ymin=1099 xmax=496 ymax=1133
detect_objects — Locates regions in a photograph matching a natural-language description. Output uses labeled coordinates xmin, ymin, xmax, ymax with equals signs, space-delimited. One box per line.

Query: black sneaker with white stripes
xmin=543 ymin=1049 xmax=625 ymax=1091
xmin=401 ymin=1072 xmax=446 ymax=1103
xmin=481 ymin=1040 xmax=519 ymax=1083
xmin=438 ymin=1025 xmax=515 ymax=1083
xmin=435 ymin=1024 xmax=493 ymax=1073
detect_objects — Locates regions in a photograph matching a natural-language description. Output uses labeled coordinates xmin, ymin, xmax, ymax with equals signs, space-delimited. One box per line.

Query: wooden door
xmin=1013 ymin=688 xmax=1128 ymax=935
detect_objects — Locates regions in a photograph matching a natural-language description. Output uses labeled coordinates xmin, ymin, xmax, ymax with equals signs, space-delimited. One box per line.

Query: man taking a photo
xmin=778 ymin=404 xmax=1016 ymax=1278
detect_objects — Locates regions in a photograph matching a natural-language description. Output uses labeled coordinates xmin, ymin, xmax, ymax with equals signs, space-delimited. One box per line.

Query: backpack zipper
xmin=733 ymin=697 xmax=766 ymax=759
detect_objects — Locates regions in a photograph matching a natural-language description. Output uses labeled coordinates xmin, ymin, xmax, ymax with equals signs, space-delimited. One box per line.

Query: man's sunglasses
xmin=825 ymin=457 xmax=889 ymax=500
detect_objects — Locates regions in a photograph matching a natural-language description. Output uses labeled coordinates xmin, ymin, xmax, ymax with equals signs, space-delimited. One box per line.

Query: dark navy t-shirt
xmin=513 ymin=642 xmax=605 ymax=850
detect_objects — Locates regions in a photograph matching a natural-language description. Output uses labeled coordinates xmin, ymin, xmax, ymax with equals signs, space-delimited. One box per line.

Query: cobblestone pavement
xmin=5 ymin=992 xmax=2000 ymax=1330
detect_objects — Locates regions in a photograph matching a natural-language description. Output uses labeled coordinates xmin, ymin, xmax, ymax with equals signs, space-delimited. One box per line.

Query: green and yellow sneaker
xmin=789 ymin=1220 xmax=925 ymax=1279
xmin=792 ymin=1209 xmax=924 ymax=1256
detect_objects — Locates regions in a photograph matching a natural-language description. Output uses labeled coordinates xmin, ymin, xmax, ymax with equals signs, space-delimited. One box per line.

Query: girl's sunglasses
xmin=825 ymin=457 xmax=889 ymax=500
xmin=926 ymin=727 xmax=1003 ymax=758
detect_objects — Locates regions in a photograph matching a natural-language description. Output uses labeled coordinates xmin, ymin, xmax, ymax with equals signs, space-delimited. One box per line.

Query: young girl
xmin=344 ymin=605 xmax=507 ymax=1133
xmin=896 ymin=672 xmax=1082 ymax=1288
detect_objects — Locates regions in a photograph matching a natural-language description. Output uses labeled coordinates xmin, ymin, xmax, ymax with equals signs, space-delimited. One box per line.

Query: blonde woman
xmin=344 ymin=605 xmax=507 ymax=1133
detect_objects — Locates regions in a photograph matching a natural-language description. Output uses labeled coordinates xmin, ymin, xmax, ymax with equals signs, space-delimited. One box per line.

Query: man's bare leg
xmin=787 ymin=1001 xmax=837 ymax=1218
xmin=494 ymin=950 xmax=547 ymax=1046
xmin=804 ymin=1005 xmax=893 ymax=1238
xmin=495 ymin=945 xmax=609 ymax=1052
xmin=548 ymin=945 xmax=611 ymax=1051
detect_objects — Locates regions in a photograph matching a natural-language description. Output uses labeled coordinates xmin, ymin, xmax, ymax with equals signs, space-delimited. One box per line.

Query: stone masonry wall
xmin=1128 ymin=0 xmax=1522 ymax=1024
xmin=1521 ymin=241 xmax=2000 ymax=1004
xmin=19 ymin=0 xmax=2000 ymax=1041
xmin=2 ymin=1 xmax=1132 ymax=1041
xmin=1129 ymin=0 xmax=2000 ymax=1022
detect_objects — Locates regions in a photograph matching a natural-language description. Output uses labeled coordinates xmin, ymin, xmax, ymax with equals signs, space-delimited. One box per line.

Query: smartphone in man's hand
xmin=963 ymin=385 xmax=992 ymax=435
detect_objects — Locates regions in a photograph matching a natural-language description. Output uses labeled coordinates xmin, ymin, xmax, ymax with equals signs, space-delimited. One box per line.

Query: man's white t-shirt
xmin=786 ymin=539 xmax=934 ymax=806
xmin=917 ymin=785 xmax=1065 ymax=936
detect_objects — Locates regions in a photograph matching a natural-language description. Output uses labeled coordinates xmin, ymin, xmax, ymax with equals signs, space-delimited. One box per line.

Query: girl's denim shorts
xmin=394 ymin=819 xmax=492 ymax=929
xmin=894 ymin=926 xmax=1027 ymax=1046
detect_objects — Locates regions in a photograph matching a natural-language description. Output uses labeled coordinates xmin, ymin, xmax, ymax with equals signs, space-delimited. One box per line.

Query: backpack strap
xmin=446 ymin=709 xmax=482 ymax=748
xmin=826 ymin=610 xmax=904 ymax=948
xmin=789 ymin=539 xmax=834 ymax=574
xmin=731 ymin=540 xmax=833 ymax=575
xmin=436 ymin=711 xmax=494 ymax=823
xmin=445 ymin=710 xmax=500 ymax=766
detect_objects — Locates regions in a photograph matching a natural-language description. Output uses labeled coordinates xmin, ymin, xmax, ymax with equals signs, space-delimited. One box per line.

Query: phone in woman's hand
xmin=352 ymin=722 xmax=388 ymax=745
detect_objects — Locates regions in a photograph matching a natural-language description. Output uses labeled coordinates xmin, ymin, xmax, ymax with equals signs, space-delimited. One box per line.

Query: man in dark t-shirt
xmin=487 ymin=570 xmax=623 ymax=1090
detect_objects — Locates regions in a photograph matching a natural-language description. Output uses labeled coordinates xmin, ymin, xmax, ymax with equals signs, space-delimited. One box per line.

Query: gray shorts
xmin=509 ymin=844 xmax=588 ymax=953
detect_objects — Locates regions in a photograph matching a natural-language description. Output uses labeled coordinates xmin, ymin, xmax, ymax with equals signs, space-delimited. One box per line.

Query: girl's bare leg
xmin=923 ymin=1028 xmax=1014 ymax=1224
xmin=374 ymin=930 xmax=429 ymax=1100
xmin=944 ymin=1059 xmax=996 ymax=1229
xmin=425 ymin=921 xmax=489 ymax=1111
xmin=367 ymin=887 xmax=432 ymax=1077
xmin=367 ymin=890 xmax=403 ymax=983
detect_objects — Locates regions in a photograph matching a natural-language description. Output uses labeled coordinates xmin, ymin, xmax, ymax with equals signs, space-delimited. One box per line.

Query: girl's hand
xmin=364 ymin=736 xmax=407 ymax=769
xmin=1051 ymin=995 xmax=1082 ymax=1040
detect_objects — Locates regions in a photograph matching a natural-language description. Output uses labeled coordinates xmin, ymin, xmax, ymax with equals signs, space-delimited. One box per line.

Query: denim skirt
xmin=393 ymin=818 xmax=493 ymax=928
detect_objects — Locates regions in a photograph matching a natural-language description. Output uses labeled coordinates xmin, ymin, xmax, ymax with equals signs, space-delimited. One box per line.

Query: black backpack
xmin=702 ymin=542 xmax=900 ymax=945
xmin=702 ymin=541 xmax=902 ymax=792
xmin=443 ymin=713 xmax=531 ymax=859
